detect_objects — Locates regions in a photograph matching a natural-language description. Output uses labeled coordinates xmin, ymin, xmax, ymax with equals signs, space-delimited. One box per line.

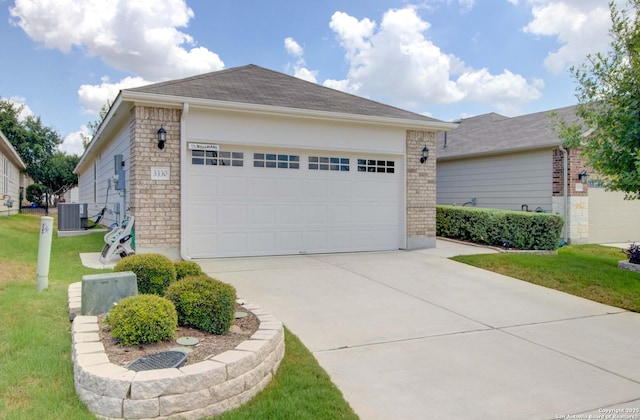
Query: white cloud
xmin=7 ymin=96 xmax=34 ymax=120
xmin=326 ymin=7 xmax=541 ymax=113
xmin=60 ymin=126 xmax=91 ymax=157
xmin=9 ymin=0 xmax=224 ymax=81
xmin=284 ymin=37 xmax=304 ymax=57
xmin=522 ymin=0 xmax=615 ymax=73
xmin=284 ymin=37 xmax=318 ymax=83
xmin=78 ymin=76 xmax=150 ymax=115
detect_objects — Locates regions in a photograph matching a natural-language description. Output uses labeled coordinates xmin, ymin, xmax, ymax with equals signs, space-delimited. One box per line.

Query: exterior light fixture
xmin=578 ymin=170 xmax=589 ymax=183
xmin=157 ymin=125 xmax=167 ymax=150
xmin=420 ymin=145 xmax=429 ymax=164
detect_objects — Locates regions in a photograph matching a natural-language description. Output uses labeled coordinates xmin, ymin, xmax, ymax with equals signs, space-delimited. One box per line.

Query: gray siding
xmin=437 ymin=149 xmax=553 ymax=212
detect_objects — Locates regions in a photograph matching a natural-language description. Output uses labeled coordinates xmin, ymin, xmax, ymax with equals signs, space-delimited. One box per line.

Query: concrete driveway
xmin=198 ymin=241 xmax=640 ymax=420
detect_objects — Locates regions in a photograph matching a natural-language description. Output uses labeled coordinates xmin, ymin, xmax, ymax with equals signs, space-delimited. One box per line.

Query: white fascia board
xmin=121 ymin=91 xmax=457 ymax=132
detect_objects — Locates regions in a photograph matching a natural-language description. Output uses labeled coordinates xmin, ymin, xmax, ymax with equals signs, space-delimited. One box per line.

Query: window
xmin=357 ymin=159 xmax=395 ymax=173
xmin=191 ymin=150 xmax=243 ymax=166
xmin=254 ymin=153 xmax=299 ymax=169
xmin=309 ymin=156 xmax=350 ymax=171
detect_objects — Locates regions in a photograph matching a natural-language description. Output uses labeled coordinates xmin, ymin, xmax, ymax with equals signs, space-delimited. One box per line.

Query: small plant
xmin=164 ymin=275 xmax=237 ymax=335
xmin=174 ymin=261 xmax=203 ymax=281
xmin=105 ymin=294 xmax=177 ymax=346
xmin=623 ymin=243 xmax=640 ymax=264
xmin=114 ymin=253 xmax=177 ymax=295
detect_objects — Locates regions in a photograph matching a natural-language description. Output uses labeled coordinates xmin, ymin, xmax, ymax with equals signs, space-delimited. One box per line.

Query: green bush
xmin=114 ymin=253 xmax=177 ymax=295
xmin=25 ymin=183 xmax=46 ymax=206
xmin=105 ymin=294 xmax=177 ymax=346
xmin=436 ymin=205 xmax=564 ymax=250
xmin=174 ymin=261 xmax=203 ymax=281
xmin=164 ymin=275 xmax=237 ymax=335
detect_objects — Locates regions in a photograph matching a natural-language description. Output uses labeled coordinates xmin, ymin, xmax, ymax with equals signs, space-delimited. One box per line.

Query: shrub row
xmin=108 ymin=254 xmax=236 ymax=345
xmin=436 ymin=205 xmax=564 ymax=250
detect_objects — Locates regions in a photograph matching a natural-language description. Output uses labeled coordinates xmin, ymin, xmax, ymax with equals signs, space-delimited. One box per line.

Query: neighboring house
xmin=436 ymin=105 xmax=640 ymax=244
xmin=75 ymin=64 xmax=453 ymax=259
xmin=0 ymin=129 xmax=26 ymax=216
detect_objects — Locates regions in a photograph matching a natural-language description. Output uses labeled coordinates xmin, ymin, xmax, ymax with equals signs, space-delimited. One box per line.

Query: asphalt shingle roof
xmin=437 ymin=105 xmax=579 ymax=159
xmin=127 ymin=64 xmax=441 ymax=123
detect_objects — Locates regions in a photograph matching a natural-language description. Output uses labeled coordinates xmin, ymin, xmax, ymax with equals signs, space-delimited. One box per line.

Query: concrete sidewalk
xmin=198 ymin=241 xmax=640 ymax=420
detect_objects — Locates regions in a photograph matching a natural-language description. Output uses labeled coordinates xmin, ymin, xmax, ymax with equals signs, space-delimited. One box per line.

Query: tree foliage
xmin=0 ymin=98 xmax=78 ymax=196
xmin=558 ymin=1 xmax=640 ymax=199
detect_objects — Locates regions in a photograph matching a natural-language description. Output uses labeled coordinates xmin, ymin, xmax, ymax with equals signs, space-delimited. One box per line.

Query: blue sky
xmin=0 ymin=0 xmax=617 ymax=156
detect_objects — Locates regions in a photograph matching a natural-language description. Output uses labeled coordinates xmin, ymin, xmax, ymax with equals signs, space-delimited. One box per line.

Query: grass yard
xmin=452 ymin=244 xmax=640 ymax=312
xmin=0 ymin=214 xmax=357 ymax=420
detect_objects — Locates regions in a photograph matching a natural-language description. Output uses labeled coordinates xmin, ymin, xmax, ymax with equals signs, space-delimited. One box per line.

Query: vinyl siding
xmin=77 ymin=123 xmax=131 ymax=227
xmin=436 ymin=149 xmax=553 ymax=212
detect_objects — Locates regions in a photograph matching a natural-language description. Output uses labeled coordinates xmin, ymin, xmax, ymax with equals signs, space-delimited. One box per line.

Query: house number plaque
xmin=151 ymin=167 xmax=170 ymax=181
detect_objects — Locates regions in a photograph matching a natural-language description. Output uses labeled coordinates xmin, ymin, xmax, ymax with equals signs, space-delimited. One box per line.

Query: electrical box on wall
xmin=114 ymin=155 xmax=125 ymax=190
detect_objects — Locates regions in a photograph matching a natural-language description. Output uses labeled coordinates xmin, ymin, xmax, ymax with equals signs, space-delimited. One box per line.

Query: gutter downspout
xmin=559 ymin=145 xmax=569 ymax=244
xmin=180 ymin=102 xmax=191 ymax=261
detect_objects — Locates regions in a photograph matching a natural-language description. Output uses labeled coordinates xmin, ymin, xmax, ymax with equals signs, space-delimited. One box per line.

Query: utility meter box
xmin=58 ymin=203 xmax=88 ymax=231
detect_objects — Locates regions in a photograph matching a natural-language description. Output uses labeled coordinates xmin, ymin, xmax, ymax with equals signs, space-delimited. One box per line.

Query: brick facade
xmin=552 ymin=147 xmax=589 ymax=197
xmin=129 ymin=106 xmax=182 ymax=258
xmin=406 ymin=130 xmax=437 ymax=249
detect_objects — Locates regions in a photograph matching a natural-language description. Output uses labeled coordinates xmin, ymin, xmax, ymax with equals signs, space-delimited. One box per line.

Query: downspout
xmin=558 ymin=145 xmax=569 ymax=244
xmin=180 ymin=102 xmax=191 ymax=260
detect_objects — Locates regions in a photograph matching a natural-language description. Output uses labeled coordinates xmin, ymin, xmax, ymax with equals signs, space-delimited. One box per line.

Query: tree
xmin=40 ymin=152 xmax=80 ymax=198
xmin=81 ymin=100 xmax=112 ymax=149
xmin=0 ymin=99 xmax=63 ymax=182
xmin=559 ymin=0 xmax=640 ymax=199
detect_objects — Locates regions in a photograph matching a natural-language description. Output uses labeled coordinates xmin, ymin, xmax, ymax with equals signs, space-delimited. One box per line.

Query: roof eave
xmin=436 ymin=142 xmax=561 ymax=161
xmin=121 ymin=91 xmax=457 ymax=131
xmin=0 ymin=130 xmax=26 ymax=170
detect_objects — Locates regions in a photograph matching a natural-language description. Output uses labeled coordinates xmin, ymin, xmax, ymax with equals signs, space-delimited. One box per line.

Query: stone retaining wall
xmin=68 ymin=282 xmax=285 ymax=419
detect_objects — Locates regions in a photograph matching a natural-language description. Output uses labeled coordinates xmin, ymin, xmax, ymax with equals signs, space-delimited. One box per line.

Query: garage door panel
xmin=277 ymin=205 xmax=303 ymax=225
xmin=304 ymin=205 xmax=328 ymax=225
xmin=250 ymin=177 xmax=276 ymax=198
xmin=218 ymin=232 xmax=248 ymax=254
xmin=277 ymin=178 xmax=303 ymax=199
xmin=218 ymin=204 xmax=248 ymax=226
xmin=220 ymin=176 xmax=248 ymax=197
xmin=250 ymin=204 xmax=276 ymax=225
xmin=278 ymin=231 xmax=302 ymax=252
xmin=186 ymin=147 xmax=402 ymax=257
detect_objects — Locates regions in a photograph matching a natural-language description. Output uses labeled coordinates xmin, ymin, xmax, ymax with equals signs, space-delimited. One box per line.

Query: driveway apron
xmin=198 ymin=241 xmax=640 ymax=420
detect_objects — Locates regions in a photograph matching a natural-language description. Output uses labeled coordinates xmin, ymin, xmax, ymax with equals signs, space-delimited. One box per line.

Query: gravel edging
xmin=68 ymin=282 xmax=285 ymax=419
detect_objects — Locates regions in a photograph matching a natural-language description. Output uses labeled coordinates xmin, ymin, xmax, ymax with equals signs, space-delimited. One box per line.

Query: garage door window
xmin=191 ymin=150 xmax=243 ymax=166
xmin=253 ymin=153 xmax=300 ymax=169
xmin=357 ymin=159 xmax=395 ymax=173
xmin=309 ymin=156 xmax=350 ymax=172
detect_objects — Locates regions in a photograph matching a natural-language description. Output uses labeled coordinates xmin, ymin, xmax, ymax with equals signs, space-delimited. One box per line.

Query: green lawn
xmin=0 ymin=214 xmax=357 ymax=420
xmin=452 ymin=244 xmax=640 ymax=312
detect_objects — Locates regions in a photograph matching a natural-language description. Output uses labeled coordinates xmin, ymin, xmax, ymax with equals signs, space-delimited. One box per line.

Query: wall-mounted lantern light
xmin=157 ymin=125 xmax=167 ymax=150
xmin=578 ymin=170 xmax=589 ymax=183
xmin=420 ymin=145 xmax=430 ymax=164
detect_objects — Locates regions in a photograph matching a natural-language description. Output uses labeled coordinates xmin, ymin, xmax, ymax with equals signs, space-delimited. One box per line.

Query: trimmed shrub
xmin=105 ymin=294 xmax=177 ymax=346
xmin=26 ymin=183 xmax=46 ymax=206
xmin=174 ymin=261 xmax=203 ymax=281
xmin=436 ymin=205 xmax=564 ymax=250
xmin=164 ymin=275 xmax=237 ymax=335
xmin=114 ymin=253 xmax=177 ymax=295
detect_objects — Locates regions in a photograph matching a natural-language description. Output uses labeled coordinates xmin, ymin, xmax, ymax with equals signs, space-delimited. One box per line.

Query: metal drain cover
xmin=125 ymin=350 xmax=188 ymax=372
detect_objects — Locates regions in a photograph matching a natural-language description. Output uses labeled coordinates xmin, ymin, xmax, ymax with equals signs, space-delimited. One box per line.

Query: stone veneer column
xmin=129 ymin=106 xmax=182 ymax=259
xmin=406 ymin=130 xmax=437 ymax=249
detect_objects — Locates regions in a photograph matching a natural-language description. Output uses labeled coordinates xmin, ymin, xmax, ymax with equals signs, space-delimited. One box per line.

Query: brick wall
xmin=406 ymin=130 xmax=437 ymax=249
xmin=552 ymin=147 xmax=589 ymax=197
xmin=129 ymin=106 xmax=182 ymax=258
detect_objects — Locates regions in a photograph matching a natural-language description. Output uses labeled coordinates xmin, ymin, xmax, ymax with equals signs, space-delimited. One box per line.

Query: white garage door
xmin=185 ymin=145 xmax=403 ymax=258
